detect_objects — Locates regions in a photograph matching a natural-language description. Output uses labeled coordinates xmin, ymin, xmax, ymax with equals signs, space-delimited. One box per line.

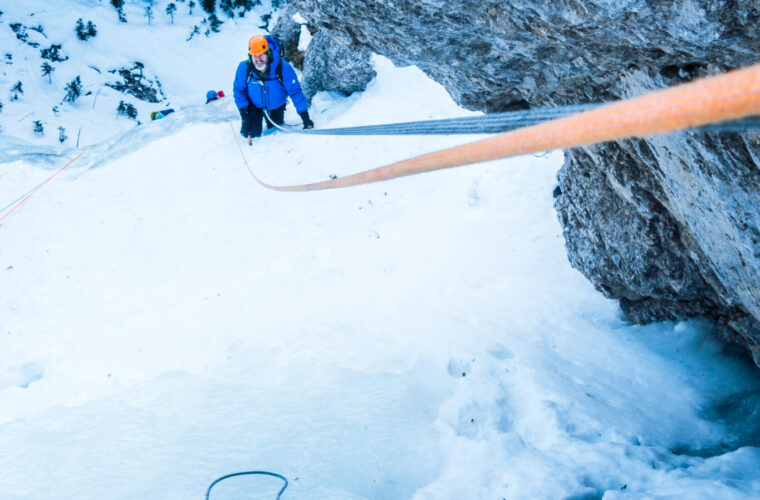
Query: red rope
xmin=0 ymin=147 xmax=90 ymax=223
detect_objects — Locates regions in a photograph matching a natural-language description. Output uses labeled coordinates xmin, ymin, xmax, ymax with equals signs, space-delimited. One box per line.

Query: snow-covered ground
xmin=2 ymin=3 xmax=760 ymax=500
xmin=0 ymin=0 xmax=277 ymax=148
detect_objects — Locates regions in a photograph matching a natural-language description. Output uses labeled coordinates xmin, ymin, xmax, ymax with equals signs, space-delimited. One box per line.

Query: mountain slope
xmin=1 ymin=4 xmax=760 ymax=499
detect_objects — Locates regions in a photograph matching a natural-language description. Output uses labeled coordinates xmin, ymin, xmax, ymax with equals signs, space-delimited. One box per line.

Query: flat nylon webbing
xmin=266 ymin=106 xmax=760 ymax=137
xmin=252 ymin=63 xmax=760 ymax=192
xmin=269 ymin=104 xmax=600 ymax=135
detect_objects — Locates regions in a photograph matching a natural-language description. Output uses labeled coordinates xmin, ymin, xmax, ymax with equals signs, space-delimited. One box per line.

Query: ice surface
xmin=1 ymin=4 xmax=759 ymax=499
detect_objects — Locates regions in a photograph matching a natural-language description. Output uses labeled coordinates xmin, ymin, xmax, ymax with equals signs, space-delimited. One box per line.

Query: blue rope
xmin=205 ymin=470 xmax=288 ymax=500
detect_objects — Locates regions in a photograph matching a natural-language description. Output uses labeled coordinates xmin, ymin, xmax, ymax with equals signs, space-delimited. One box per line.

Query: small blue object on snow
xmin=150 ymin=109 xmax=175 ymax=120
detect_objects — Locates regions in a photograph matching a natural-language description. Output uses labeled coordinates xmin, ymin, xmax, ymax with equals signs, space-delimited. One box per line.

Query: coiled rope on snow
xmin=205 ymin=470 xmax=288 ymax=500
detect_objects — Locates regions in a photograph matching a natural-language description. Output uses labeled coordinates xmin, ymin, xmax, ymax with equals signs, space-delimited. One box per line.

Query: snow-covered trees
xmin=165 ymin=3 xmax=177 ymax=24
xmin=117 ymin=100 xmax=138 ymax=120
xmin=201 ymin=0 xmax=216 ymax=14
xmin=10 ymin=81 xmax=23 ymax=101
xmin=187 ymin=25 xmax=200 ymax=41
xmin=75 ymin=19 xmax=98 ymax=41
xmin=206 ymin=14 xmax=223 ymax=34
xmin=41 ymin=44 xmax=68 ymax=62
xmin=63 ymin=76 xmax=82 ymax=103
xmin=111 ymin=0 xmax=127 ymax=22
xmin=219 ymin=0 xmax=261 ymax=17
xmin=41 ymin=62 xmax=55 ymax=83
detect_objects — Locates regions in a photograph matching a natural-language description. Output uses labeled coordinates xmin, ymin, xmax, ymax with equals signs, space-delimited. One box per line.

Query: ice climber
xmin=205 ymin=90 xmax=225 ymax=103
xmin=233 ymin=34 xmax=314 ymax=140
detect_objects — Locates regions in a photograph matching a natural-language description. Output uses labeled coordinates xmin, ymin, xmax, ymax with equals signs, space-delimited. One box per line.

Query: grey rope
xmin=264 ymin=104 xmax=760 ymax=137
xmin=206 ymin=470 xmax=288 ymax=500
xmin=266 ymin=104 xmax=598 ymax=135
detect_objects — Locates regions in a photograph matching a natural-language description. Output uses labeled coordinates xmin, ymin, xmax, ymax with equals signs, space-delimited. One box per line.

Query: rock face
xmin=299 ymin=30 xmax=376 ymax=100
xmin=271 ymin=5 xmax=307 ymax=70
xmin=288 ymin=0 xmax=760 ymax=364
xmin=272 ymin=6 xmax=376 ymax=100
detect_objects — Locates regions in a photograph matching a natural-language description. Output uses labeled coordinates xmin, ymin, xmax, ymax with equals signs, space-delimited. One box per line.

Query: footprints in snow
xmin=446 ymin=342 xmax=515 ymax=437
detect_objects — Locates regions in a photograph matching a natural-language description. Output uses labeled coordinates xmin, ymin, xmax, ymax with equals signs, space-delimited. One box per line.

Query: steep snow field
xmin=0 ymin=0 xmax=269 ymax=148
xmin=2 ymin=3 xmax=760 ymax=499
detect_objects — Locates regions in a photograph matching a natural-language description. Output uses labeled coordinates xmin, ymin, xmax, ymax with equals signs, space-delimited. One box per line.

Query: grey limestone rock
xmin=300 ymin=29 xmax=376 ymax=100
xmin=288 ymin=0 xmax=760 ymax=364
xmin=271 ymin=5 xmax=308 ymax=70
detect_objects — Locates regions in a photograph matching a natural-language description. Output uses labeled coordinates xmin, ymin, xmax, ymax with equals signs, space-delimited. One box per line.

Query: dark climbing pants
xmin=240 ymin=105 xmax=285 ymax=139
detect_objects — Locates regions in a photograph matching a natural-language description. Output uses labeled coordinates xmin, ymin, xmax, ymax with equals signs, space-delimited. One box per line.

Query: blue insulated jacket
xmin=233 ymin=36 xmax=308 ymax=113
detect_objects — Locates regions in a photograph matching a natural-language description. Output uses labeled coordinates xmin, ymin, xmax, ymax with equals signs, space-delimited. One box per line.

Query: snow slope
xmin=0 ymin=0 xmax=278 ymax=147
xmin=1 ymin=6 xmax=760 ymax=500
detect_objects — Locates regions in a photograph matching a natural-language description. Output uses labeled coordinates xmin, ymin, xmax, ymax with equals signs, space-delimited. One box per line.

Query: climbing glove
xmin=300 ymin=111 xmax=314 ymax=130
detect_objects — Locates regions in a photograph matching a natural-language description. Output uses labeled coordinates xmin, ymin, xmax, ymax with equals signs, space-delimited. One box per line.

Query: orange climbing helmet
xmin=248 ymin=35 xmax=269 ymax=56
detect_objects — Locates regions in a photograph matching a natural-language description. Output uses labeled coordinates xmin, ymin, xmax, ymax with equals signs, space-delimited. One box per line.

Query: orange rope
xmin=256 ymin=63 xmax=760 ymax=192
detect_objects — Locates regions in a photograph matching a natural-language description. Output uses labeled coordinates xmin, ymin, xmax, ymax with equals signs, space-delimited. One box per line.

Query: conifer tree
xmin=63 ymin=76 xmax=82 ymax=103
xmin=77 ymin=19 xmax=98 ymax=40
xmin=41 ymin=62 xmax=55 ymax=83
xmin=117 ymin=100 xmax=138 ymax=119
xmin=58 ymin=126 xmax=67 ymax=143
xmin=235 ymin=0 xmax=261 ymax=13
xmin=75 ymin=19 xmax=86 ymax=39
xmin=219 ymin=0 xmax=233 ymax=17
xmin=201 ymin=0 xmax=216 ymax=14
xmin=41 ymin=44 xmax=69 ymax=62
xmin=187 ymin=25 xmax=200 ymax=41
xmin=207 ymin=14 xmax=223 ymax=33
xmin=10 ymin=81 xmax=23 ymax=101
xmin=166 ymin=3 xmax=177 ymax=24
xmin=33 ymin=120 xmax=44 ymax=136
xmin=145 ymin=6 xmax=154 ymax=24
xmin=260 ymin=13 xmax=271 ymax=30
xmin=111 ymin=0 xmax=127 ymax=22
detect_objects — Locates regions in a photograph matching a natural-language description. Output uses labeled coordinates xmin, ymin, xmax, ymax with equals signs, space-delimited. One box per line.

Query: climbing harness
xmin=231 ymin=63 xmax=760 ymax=192
xmin=205 ymin=470 xmax=288 ymax=500
xmin=0 ymin=147 xmax=90 ymax=223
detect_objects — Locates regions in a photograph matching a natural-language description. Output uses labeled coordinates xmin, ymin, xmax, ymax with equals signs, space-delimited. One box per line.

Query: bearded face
xmin=252 ymin=52 xmax=269 ymax=72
